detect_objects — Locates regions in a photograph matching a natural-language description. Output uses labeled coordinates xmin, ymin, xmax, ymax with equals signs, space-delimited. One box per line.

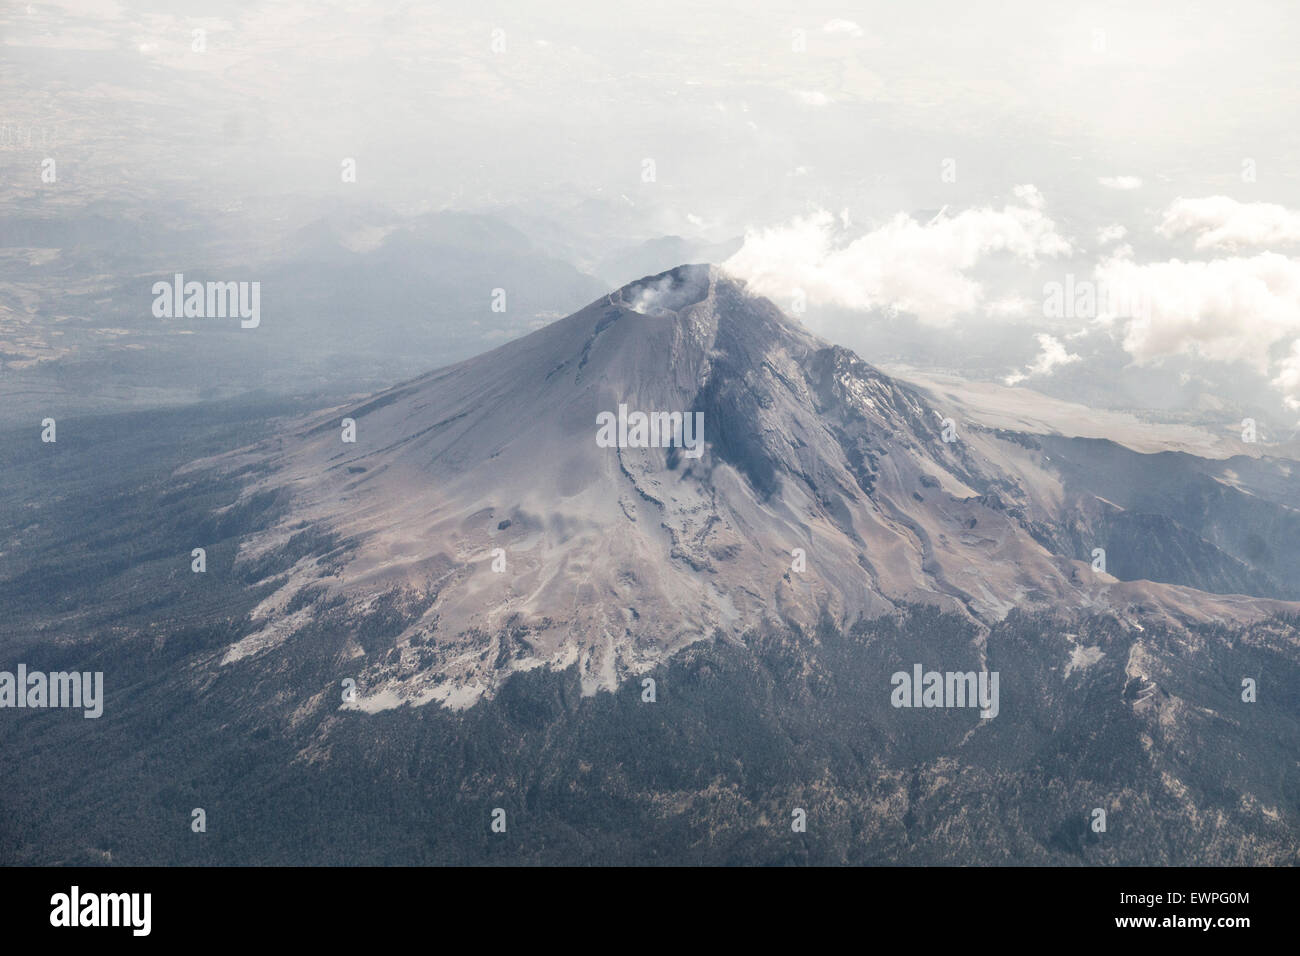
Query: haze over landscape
xmin=7 ymin=0 xmax=1300 ymax=429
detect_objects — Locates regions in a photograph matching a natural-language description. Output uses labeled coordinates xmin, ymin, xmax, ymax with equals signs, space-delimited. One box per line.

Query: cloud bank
xmin=1158 ymin=196 xmax=1300 ymax=251
xmin=1095 ymin=248 xmax=1300 ymax=406
xmin=724 ymin=190 xmax=1070 ymax=323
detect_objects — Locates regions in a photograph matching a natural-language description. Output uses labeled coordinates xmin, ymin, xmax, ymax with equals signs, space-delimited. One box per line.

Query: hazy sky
xmin=9 ymin=1 xmax=1300 ymax=209
xmin=6 ymin=1 xmax=1300 ymax=416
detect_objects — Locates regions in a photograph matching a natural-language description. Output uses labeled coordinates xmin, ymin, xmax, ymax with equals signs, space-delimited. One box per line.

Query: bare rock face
xmin=200 ymin=264 xmax=1299 ymax=710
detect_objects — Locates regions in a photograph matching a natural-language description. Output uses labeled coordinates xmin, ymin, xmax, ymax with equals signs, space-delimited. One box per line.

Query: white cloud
xmin=1157 ymin=196 xmax=1300 ymax=251
xmin=822 ymin=19 xmax=865 ymax=37
xmin=725 ymin=189 xmax=1071 ymax=323
xmin=1013 ymin=184 xmax=1046 ymax=209
xmin=1272 ymin=341 xmax=1300 ymax=409
xmin=1097 ymin=224 xmax=1127 ymax=245
xmin=985 ymin=295 xmax=1034 ymax=318
xmin=1093 ymin=251 xmax=1300 ymax=406
xmin=796 ymin=90 xmax=830 ymax=106
xmin=1099 ymin=175 xmax=1143 ymax=190
xmin=1004 ymin=334 xmax=1081 ymax=385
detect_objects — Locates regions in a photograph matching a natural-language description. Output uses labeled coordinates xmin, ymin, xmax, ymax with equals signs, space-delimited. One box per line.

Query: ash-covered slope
xmin=5 ymin=267 xmax=1300 ymax=867
xmin=200 ymin=265 xmax=1296 ymax=710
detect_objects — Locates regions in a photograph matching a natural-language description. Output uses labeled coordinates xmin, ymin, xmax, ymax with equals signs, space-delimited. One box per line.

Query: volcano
xmin=6 ymin=264 xmax=1300 ymax=866
xmin=197 ymin=264 xmax=1298 ymax=711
